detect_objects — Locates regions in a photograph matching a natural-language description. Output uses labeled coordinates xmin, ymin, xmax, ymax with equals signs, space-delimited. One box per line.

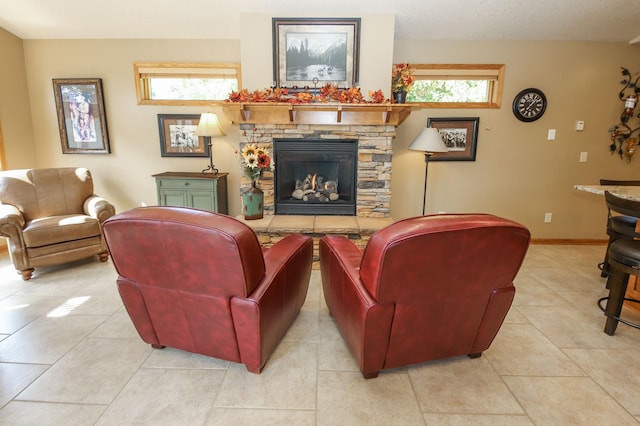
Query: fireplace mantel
xmin=222 ymin=102 xmax=411 ymax=126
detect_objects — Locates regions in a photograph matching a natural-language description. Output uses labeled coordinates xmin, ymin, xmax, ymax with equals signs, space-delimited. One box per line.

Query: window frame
xmin=406 ymin=64 xmax=505 ymax=109
xmin=134 ymin=62 xmax=241 ymax=106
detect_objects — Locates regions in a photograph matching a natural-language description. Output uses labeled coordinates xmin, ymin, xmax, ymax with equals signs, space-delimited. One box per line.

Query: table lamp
xmin=408 ymin=127 xmax=448 ymax=215
xmin=194 ymin=112 xmax=225 ymax=174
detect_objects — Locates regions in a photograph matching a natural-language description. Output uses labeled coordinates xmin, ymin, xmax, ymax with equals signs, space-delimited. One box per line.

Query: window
xmin=406 ymin=64 xmax=504 ymax=109
xmin=134 ymin=62 xmax=241 ymax=106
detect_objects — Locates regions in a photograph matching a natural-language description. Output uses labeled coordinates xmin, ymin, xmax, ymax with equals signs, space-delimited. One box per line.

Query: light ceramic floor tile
xmin=317 ymin=370 xmax=424 ymax=426
xmin=0 ymin=294 xmax=69 ymax=334
xmin=142 ymin=346 xmax=230 ymax=370
xmin=503 ymin=376 xmax=638 ymax=425
xmin=1 ymin=245 xmax=640 ymax=425
xmin=0 ymin=362 xmax=49 ymax=407
xmin=423 ymin=413 xmax=534 ymax=425
xmin=17 ymin=337 xmax=151 ymax=404
xmin=409 ymin=356 xmax=524 ymax=415
xmin=564 ymin=348 xmax=640 ymax=416
xmin=318 ymin=318 xmax=359 ymax=372
xmin=89 ymin=307 xmax=140 ymax=339
xmin=214 ymin=341 xmax=317 ymax=409
xmin=484 ymin=323 xmax=584 ymax=376
xmin=96 ymin=368 xmax=225 ymax=425
xmin=0 ymin=314 xmax=107 ymax=364
xmin=205 ymin=408 xmax=315 ymax=425
xmin=516 ymin=304 xmax=636 ymax=349
xmin=0 ymin=401 xmax=106 ymax=425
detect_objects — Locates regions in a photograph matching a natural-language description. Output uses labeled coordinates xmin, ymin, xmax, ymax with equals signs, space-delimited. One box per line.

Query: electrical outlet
xmin=579 ymin=152 xmax=588 ymax=162
xmin=547 ymin=129 xmax=556 ymax=140
xmin=544 ymin=213 xmax=552 ymax=223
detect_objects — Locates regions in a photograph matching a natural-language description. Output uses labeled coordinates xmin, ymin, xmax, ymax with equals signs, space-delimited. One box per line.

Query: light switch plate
xmin=547 ymin=129 xmax=556 ymax=140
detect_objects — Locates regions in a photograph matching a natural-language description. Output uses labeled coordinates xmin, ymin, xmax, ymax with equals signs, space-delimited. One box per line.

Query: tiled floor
xmin=1 ymin=244 xmax=639 ymax=425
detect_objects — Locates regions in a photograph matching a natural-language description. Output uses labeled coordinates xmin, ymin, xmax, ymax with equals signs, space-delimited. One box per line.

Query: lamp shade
xmin=408 ymin=128 xmax=447 ymax=153
xmin=194 ymin=113 xmax=225 ymax=137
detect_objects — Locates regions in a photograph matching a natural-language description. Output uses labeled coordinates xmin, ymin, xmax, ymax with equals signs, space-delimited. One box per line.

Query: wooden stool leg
xmin=604 ymin=270 xmax=629 ymax=335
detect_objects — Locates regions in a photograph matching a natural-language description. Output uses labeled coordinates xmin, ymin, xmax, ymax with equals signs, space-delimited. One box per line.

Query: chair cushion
xmin=23 ymin=215 xmax=102 ymax=247
xmin=609 ymin=238 xmax=640 ymax=269
xmin=610 ymin=215 xmax=637 ymax=235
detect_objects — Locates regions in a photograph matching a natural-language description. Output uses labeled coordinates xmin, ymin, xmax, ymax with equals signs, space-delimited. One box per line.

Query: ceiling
xmin=1 ymin=0 xmax=639 ymax=43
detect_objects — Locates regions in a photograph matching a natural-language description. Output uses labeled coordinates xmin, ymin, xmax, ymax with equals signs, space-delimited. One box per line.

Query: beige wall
xmin=392 ymin=40 xmax=640 ymax=239
xmin=0 ymin=28 xmax=36 ymax=169
xmin=2 ymin=16 xmax=640 ymax=239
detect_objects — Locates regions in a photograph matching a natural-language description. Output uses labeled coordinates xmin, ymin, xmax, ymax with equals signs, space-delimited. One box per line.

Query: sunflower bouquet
xmin=240 ymin=141 xmax=272 ymax=182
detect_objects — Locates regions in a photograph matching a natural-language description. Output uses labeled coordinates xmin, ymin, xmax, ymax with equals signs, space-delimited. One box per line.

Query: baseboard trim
xmin=531 ymin=239 xmax=607 ymax=245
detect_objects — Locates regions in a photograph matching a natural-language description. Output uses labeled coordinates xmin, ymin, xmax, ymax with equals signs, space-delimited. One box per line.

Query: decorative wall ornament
xmin=609 ymin=67 xmax=640 ymax=162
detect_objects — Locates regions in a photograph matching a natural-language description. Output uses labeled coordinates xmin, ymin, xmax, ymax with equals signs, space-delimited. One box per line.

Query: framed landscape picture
xmin=53 ymin=78 xmax=110 ymax=154
xmin=157 ymin=114 xmax=209 ymax=157
xmin=272 ymin=17 xmax=360 ymax=90
xmin=427 ymin=117 xmax=480 ymax=161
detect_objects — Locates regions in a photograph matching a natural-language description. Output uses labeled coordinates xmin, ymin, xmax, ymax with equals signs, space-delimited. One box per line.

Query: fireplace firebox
xmin=274 ymin=139 xmax=357 ymax=215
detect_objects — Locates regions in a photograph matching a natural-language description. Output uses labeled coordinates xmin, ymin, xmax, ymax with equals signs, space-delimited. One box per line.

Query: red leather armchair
xmin=102 ymin=206 xmax=313 ymax=374
xmin=320 ymin=214 xmax=530 ymax=379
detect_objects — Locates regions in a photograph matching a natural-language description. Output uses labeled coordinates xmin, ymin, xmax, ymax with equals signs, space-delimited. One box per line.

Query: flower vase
xmin=242 ymin=181 xmax=264 ymax=220
xmin=393 ymin=91 xmax=407 ymax=104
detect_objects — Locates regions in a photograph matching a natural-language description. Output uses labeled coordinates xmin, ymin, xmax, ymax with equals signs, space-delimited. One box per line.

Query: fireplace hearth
xmin=274 ymin=139 xmax=357 ymax=215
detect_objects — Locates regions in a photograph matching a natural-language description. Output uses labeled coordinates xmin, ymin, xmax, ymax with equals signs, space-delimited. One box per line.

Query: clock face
xmin=513 ymin=88 xmax=547 ymax=122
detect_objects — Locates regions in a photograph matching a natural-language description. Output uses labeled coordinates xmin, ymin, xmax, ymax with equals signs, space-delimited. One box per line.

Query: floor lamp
xmin=408 ymin=128 xmax=447 ymax=215
xmin=194 ymin=112 xmax=225 ymax=174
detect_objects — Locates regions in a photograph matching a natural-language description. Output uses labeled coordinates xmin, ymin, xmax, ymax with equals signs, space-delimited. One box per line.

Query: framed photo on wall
xmin=427 ymin=117 xmax=480 ymax=161
xmin=272 ymin=17 xmax=360 ymax=90
xmin=53 ymin=78 xmax=110 ymax=154
xmin=157 ymin=114 xmax=209 ymax=157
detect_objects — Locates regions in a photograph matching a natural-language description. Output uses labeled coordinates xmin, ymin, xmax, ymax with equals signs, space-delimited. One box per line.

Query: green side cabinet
xmin=152 ymin=172 xmax=228 ymax=214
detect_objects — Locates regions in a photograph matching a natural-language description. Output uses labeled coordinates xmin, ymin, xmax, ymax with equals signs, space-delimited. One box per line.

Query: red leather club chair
xmin=320 ymin=214 xmax=531 ymax=379
xmin=103 ymin=206 xmax=313 ymax=374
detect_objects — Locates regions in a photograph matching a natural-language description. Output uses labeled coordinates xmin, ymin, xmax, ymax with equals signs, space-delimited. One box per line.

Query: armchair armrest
xmin=0 ymin=203 xmax=25 ymax=238
xmin=84 ymin=195 xmax=116 ymax=223
xmin=230 ymin=234 xmax=313 ymax=373
xmin=319 ymin=235 xmax=394 ymax=378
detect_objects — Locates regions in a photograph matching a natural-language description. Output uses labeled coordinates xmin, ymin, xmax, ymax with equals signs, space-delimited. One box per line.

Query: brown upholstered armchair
xmin=102 ymin=206 xmax=313 ymax=374
xmin=320 ymin=214 xmax=531 ymax=378
xmin=0 ymin=167 xmax=115 ymax=280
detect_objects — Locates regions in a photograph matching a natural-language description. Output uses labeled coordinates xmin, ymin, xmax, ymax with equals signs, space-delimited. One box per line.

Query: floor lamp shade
xmin=408 ymin=128 xmax=447 ymax=215
xmin=408 ymin=128 xmax=447 ymax=153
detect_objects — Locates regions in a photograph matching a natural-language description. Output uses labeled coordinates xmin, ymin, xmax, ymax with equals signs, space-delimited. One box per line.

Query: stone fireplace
xmin=240 ymin=122 xmax=396 ymax=218
xmin=225 ymin=103 xmax=410 ymax=265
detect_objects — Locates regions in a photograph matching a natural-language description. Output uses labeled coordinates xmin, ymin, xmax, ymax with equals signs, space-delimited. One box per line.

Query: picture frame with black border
xmin=272 ymin=17 xmax=360 ymax=91
xmin=427 ymin=117 xmax=479 ymax=161
xmin=157 ymin=114 xmax=209 ymax=158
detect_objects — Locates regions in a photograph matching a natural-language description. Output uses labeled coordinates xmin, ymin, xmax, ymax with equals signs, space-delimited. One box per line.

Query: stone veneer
xmin=239 ymin=122 xmax=396 ymax=218
xmin=237 ymin=122 xmax=398 ymax=267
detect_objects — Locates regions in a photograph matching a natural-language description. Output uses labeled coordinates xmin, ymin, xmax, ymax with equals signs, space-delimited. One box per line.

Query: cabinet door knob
xmin=184 ymin=182 xmax=189 ymax=186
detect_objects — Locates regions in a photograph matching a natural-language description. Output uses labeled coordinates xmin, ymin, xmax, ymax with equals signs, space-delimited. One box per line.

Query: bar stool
xmin=599 ymin=237 xmax=640 ymax=335
xmin=598 ymin=180 xmax=640 ymax=277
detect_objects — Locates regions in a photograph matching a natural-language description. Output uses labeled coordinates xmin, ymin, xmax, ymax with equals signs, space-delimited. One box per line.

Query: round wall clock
xmin=512 ymin=88 xmax=547 ymax=122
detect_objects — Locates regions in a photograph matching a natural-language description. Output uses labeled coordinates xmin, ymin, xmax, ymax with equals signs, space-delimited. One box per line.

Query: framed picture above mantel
xmin=272 ymin=17 xmax=361 ymax=91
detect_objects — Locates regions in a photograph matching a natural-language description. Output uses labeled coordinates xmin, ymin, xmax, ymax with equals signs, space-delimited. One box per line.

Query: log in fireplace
xmin=273 ymin=138 xmax=357 ymax=215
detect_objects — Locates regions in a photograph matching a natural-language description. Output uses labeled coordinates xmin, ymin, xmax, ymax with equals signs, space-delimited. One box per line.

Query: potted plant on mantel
xmin=391 ymin=63 xmax=415 ymax=104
